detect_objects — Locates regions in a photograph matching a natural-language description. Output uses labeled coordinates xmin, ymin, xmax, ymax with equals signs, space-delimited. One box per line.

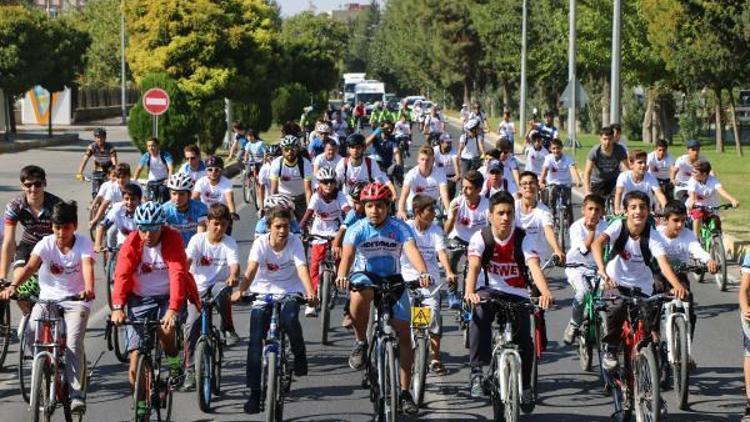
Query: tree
xmin=72 ymin=0 xmax=125 ymax=87
xmin=344 ymin=1 xmax=380 ymax=73
xmin=271 ymin=83 xmax=310 ymax=125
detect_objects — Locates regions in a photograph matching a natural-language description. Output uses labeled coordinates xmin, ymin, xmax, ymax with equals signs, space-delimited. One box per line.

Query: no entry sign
xmin=142 ymin=88 xmax=170 ymax=116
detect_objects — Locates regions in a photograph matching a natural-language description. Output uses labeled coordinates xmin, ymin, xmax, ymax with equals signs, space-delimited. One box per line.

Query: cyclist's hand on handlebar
xmin=446 ymin=273 xmax=457 ymax=286
xmin=336 ymin=276 xmax=349 ymax=290
xmin=553 ymin=252 xmax=565 ymax=265
xmin=230 ymin=290 xmax=244 ymax=304
xmin=537 ymin=289 xmax=554 ymax=310
xmin=671 ymin=284 xmax=688 ymax=300
xmin=75 ymin=173 xmax=83 ymax=182
xmin=110 ymin=309 xmax=126 ymax=326
xmin=396 ymin=210 xmax=407 ymax=221
xmin=707 ymin=259 xmax=718 ymax=274
xmin=305 ymin=292 xmax=319 ymax=307
xmin=81 ymin=288 xmax=95 ymax=301
xmin=418 ymin=273 xmax=432 ymax=287
xmin=0 ymin=286 xmax=16 ymax=301
xmin=224 ymin=275 xmax=238 ymax=287
xmin=732 ymin=199 xmax=740 ymax=208
xmin=600 ymin=271 xmax=616 ymax=291
xmin=231 ymin=212 xmax=240 ymax=221
xmin=161 ymin=309 xmax=178 ymax=331
xmin=464 ymin=291 xmax=481 ymax=305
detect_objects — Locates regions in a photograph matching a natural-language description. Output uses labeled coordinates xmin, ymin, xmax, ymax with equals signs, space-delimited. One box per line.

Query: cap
xmin=487 ymin=160 xmax=503 ymax=174
xmin=686 ymin=139 xmax=701 ymax=149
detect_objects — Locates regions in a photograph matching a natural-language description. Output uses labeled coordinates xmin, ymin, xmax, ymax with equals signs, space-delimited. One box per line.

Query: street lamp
xmin=610 ymin=0 xmax=622 ymax=124
xmin=121 ymin=0 xmax=127 ymax=124
xmin=519 ymin=0 xmax=528 ymax=143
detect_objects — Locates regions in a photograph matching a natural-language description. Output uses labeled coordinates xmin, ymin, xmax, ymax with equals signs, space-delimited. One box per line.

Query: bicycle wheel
xmin=711 ymin=235 xmax=728 ymax=291
xmin=634 ymin=344 xmax=662 ymax=422
xmin=366 ymin=306 xmax=376 ymax=346
xmin=133 ymin=355 xmax=154 ymax=422
xmin=113 ymin=320 xmax=130 ymax=363
xmin=18 ymin=314 xmax=33 ymax=403
xmin=195 ymin=340 xmax=212 ymax=412
xmin=106 ymin=250 xmax=117 ymax=310
xmin=504 ymin=357 xmax=521 ymax=422
xmin=264 ymin=352 xmax=278 ymax=422
xmin=384 ymin=340 xmax=399 ymax=422
xmin=30 ymin=356 xmax=51 ymax=422
xmin=412 ymin=334 xmax=429 ymax=407
xmin=319 ymin=270 xmax=333 ymax=345
xmin=672 ymin=317 xmax=689 ymax=410
xmin=0 ymin=300 xmax=10 ymax=369
xmin=249 ymin=175 xmax=258 ymax=210
xmin=211 ymin=329 xmax=223 ymax=395
xmin=88 ymin=205 xmax=97 ymax=240
xmin=242 ymin=171 xmax=251 ymax=204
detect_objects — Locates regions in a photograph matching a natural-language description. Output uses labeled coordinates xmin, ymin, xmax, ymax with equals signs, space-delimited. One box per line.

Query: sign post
xmin=142 ymin=88 xmax=170 ymax=138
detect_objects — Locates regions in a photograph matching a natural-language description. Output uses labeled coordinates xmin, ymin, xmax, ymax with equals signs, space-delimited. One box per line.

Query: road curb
xmin=0 ymin=133 xmax=80 ymax=154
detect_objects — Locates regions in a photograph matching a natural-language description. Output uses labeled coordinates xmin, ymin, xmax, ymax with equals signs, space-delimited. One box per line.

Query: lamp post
xmin=519 ymin=0 xmax=528 ymax=144
xmin=120 ymin=0 xmax=127 ymax=125
xmin=568 ymin=0 xmax=577 ymax=155
xmin=610 ymin=0 xmax=622 ymax=124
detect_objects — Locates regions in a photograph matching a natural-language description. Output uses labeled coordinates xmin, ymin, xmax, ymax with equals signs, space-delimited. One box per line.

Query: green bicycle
xmin=693 ymin=204 xmax=733 ymax=291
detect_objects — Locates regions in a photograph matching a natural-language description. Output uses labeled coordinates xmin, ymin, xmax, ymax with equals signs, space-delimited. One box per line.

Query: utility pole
xmin=120 ymin=0 xmax=127 ymax=125
xmin=568 ymin=0 xmax=577 ymax=155
xmin=519 ymin=0 xmax=528 ymax=145
xmin=610 ymin=0 xmax=622 ymax=124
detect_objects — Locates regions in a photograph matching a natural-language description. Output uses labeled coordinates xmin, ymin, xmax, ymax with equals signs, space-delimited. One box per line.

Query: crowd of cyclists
xmin=0 ymin=97 xmax=748 ymax=421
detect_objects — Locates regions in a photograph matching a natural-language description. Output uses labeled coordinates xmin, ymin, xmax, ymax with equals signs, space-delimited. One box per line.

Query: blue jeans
xmin=246 ymin=300 xmax=306 ymax=389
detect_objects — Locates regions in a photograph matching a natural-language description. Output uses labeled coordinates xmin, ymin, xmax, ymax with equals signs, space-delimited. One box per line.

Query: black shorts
xmin=13 ymin=243 xmax=34 ymax=269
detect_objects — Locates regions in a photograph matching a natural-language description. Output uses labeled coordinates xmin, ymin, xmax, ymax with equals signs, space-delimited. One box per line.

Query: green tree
xmin=0 ymin=7 xmax=48 ymax=102
xmin=344 ymin=1 xmax=380 ymax=73
xmin=271 ymin=83 xmax=310 ymax=125
xmin=72 ymin=0 xmax=124 ymax=87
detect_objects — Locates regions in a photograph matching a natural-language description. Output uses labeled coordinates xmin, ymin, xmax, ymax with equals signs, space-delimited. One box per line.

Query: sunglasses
xmin=22 ymin=181 xmax=43 ymax=189
xmin=319 ymin=180 xmax=336 ymax=185
xmin=206 ymin=167 xmax=222 ymax=172
xmin=138 ymin=224 xmax=161 ymax=233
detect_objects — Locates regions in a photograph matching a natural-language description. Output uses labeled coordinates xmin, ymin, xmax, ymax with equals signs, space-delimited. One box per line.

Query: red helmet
xmin=360 ymin=182 xmax=392 ymax=203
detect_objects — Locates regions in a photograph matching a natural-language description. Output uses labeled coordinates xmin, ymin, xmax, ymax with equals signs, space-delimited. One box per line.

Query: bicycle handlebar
xmin=693 ymin=203 xmax=735 ymax=212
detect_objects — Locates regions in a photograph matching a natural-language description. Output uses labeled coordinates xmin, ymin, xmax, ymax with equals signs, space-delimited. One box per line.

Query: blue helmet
xmin=134 ymin=201 xmax=166 ymax=227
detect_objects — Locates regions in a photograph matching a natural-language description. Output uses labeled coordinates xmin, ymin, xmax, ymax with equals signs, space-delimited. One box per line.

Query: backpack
xmin=607 ymin=217 xmax=658 ymax=271
xmin=277 ymin=157 xmax=306 ymax=180
xmin=479 ymin=226 xmax=529 ymax=288
xmin=343 ymin=156 xmax=373 ymax=183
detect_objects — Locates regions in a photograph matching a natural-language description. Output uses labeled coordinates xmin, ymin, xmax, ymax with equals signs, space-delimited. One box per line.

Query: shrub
xmin=271 ymin=83 xmax=310 ymax=125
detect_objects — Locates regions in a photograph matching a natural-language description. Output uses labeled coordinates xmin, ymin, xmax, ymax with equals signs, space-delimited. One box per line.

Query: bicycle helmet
xmin=280 ymin=135 xmax=299 ymax=149
xmin=347 ymin=133 xmax=366 ymax=148
xmin=464 ymin=117 xmax=481 ymax=132
xmin=166 ymin=172 xmax=194 ymax=192
xmin=265 ymin=144 xmax=282 ymax=157
xmin=316 ymin=122 xmax=331 ymax=134
xmin=205 ymin=155 xmax=224 ymax=169
xmin=93 ymin=127 xmax=107 ymax=137
xmin=134 ymin=201 xmax=166 ymax=227
xmin=349 ymin=181 xmax=368 ymax=201
xmin=315 ymin=167 xmax=336 ymax=182
xmin=360 ymin=182 xmax=392 ymax=203
xmin=440 ymin=132 xmax=452 ymax=142
xmin=263 ymin=194 xmax=295 ymax=211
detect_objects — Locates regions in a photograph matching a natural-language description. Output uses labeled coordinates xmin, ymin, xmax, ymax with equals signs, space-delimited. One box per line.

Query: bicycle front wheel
xmin=412 ymin=334 xmax=429 ymax=407
xmin=504 ymin=357 xmax=521 ymax=422
xmin=672 ymin=317 xmax=690 ymax=410
xmin=106 ymin=250 xmax=118 ymax=310
xmin=264 ymin=352 xmax=279 ymax=422
xmin=133 ymin=355 xmax=154 ymax=422
xmin=113 ymin=319 xmax=130 ymax=364
xmin=18 ymin=314 xmax=33 ymax=403
xmin=195 ymin=340 xmax=212 ymax=412
xmin=249 ymin=175 xmax=258 ymax=210
xmin=384 ymin=340 xmax=399 ymax=422
xmin=0 ymin=300 xmax=10 ymax=369
xmin=319 ymin=270 xmax=333 ymax=345
xmin=711 ymin=235 xmax=728 ymax=291
xmin=634 ymin=344 xmax=662 ymax=422
xmin=242 ymin=171 xmax=251 ymax=204
xmin=211 ymin=329 xmax=223 ymax=395
xmin=30 ymin=356 xmax=51 ymax=422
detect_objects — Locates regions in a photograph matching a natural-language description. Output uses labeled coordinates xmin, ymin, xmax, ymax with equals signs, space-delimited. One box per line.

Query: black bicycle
xmin=193 ymin=285 xmax=230 ymax=412
xmin=310 ymin=234 xmax=338 ymax=346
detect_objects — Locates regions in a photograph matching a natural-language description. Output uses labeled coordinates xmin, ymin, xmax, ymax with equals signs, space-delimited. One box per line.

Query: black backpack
xmin=607 ymin=217 xmax=659 ymax=272
xmin=343 ymin=156 xmax=374 ymax=183
xmin=277 ymin=158 xmax=306 ymax=180
xmin=479 ymin=226 xmax=529 ymax=288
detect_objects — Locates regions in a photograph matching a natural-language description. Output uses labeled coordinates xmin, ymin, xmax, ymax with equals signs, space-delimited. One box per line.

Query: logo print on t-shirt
xmin=619 ymin=250 xmax=632 ymax=261
xmin=651 ymin=166 xmax=658 ymax=173
xmin=460 ymin=216 xmax=470 ymax=226
xmin=318 ymin=211 xmax=330 ymax=219
xmin=141 ymin=263 xmax=153 ymax=274
xmin=415 ymin=186 xmax=425 ymax=193
xmin=266 ymin=262 xmax=279 ymax=271
xmin=281 ymin=176 xmax=291 ymax=181
xmin=50 ymin=263 xmax=64 ymax=275
xmin=199 ymin=256 xmax=212 ymax=266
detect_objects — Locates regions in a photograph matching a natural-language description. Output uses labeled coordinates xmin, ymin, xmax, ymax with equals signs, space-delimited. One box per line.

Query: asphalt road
xmin=0 ymin=123 xmax=746 ymax=421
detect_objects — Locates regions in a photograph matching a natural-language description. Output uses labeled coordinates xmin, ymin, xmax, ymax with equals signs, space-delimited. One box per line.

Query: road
xmin=0 ymin=123 xmax=746 ymax=421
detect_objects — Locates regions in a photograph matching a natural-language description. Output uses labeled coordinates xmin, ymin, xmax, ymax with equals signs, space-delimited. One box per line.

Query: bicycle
xmin=140 ymin=179 xmax=169 ymax=204
xmin=310 ymin=234 xmax=338 ymax=346
xmin=105 ymin=317 xmax=178 ymax=422
xmin=193 ymin=285 xmax=230 ymax=413
xmin=546 ymin=185 xmax=572 ymax=250
xmin=692 ymin=203 xmax=733 ymax=291
xmin=445 ymin=239 xmax=470 ymax=348
xmin=28 ymin=295 xmax=90 ymax=422
xmin=601 ymin=287 xmax=670 ymax=422
xmin=0 ymin=278 xmax=39 ymax=403
xmin=410 ymin=282 xmax=444 ymax=408
xmin=0 ymin=280 xmax=12 ymax=370
xmin=242 ymin=161 xmax=261 ymax=210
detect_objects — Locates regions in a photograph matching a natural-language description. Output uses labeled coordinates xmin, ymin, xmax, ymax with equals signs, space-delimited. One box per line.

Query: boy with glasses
xmin=192 ymin=156 xmax=239 ymax=234
xmin=271 ymin=136 xmax=314 ymax=221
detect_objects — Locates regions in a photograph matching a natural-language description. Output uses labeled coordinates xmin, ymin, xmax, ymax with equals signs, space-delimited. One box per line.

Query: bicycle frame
xmin=662 ymin=299 xmax=692 ymax=366
xmin=699 ymin=214 xmax=721 ymax=250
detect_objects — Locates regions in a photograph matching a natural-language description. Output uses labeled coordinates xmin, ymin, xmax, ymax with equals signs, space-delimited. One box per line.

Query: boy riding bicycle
xmin=685 ymin=160 xmax=739 ymax=238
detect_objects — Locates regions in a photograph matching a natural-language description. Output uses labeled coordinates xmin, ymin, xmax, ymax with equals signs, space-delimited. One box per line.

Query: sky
xmin=275 ymin=0 xmax=380 ymax=17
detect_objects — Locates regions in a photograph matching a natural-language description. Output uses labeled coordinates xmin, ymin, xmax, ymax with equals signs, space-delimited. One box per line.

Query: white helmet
xmin=316 ymin=122 xmax=331 ymax=133
xmin=166 ymin=172 xmax=194 ymax=192
xmin=279 ymin=135 xmax=299 ymax=149
xmin=315 ymin=167 xmax=336 ymax=182
xmin=263 ymin=194 xmax=295 ymax=211
xmin=464 ymin=117 xmax=481 ymax=132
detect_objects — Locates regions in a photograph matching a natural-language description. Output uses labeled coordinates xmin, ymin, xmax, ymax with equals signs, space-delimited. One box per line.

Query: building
xmin=29 ymin=0 xmax=86 ymax=16
xmin=327 ymin=3 xmax=371 ymax=22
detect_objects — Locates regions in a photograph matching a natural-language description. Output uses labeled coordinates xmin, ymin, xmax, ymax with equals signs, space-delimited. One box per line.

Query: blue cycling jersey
xmin=244 ymin=140 xmax=266 ymax=164
xmin=342 ymin=209 xmax=365 ymax=228
xmin=162 ymin=200 xmax=208 ymax=246
xmin=254 ymin=217 xmax=301 ymax=237
xmin=308 ymin=136 xmax=327 ymax=158
xmin=343 ymin=216 xmax=415 ymax=277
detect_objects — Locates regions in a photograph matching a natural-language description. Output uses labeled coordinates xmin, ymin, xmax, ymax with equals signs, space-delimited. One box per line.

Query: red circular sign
xmin=142 ymin=88 xmax=170 ymax=116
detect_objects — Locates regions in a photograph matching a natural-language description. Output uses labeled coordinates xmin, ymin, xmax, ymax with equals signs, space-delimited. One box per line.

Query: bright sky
xmin=275 ymin=0 xmax=379 ymax=17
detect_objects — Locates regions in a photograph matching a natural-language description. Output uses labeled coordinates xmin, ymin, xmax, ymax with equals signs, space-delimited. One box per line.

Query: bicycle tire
xmin=463 ymin=326 xmax=469 ymax=349
xmin=672 ymin=317 xmax=690 ymax=410
xmin=249 ymin=174 xmax=259 ymax=210
xmin=242 ymin=170 xmax=251 ymax=204
xmin=195 ymin=340 xmax=212 ymax=412
xmin=0 ymin=300 xmax=10 ymax=369
xmin=633 ymin=344 xmax=662 ymax=421
xmin=712 ymin=235 xmax=728 ymax=291
xmin=211 ymin=329 xmax=223 ymax=395
xmin=88 ymin=205 xmax=97 ymax=241
xmin=106 ymin=249 xmax=118 ymax=310
xmin=504 ymin=357 xmax=520 ymax=422
xmin=366 ymin=306 xmax=376 ymax=346
xmin=18 ymin=314 xmax=32 ymax=403
xmin=113 ymin=319 xmax=130 ymax=364
xmin=133 ymin=354 xmax=153 ymax=422
xmin=384 ymin=340 xmax=399 ymax=422
xmin=412 ymin=334 xmax=429 ymax=408
xmin=265 ymin=352 xmax=278 ymax=422
xmin=30 ymin=356 xmax=51 ymax=422
xmin=320 ymin=269 xmax=333 ymax=345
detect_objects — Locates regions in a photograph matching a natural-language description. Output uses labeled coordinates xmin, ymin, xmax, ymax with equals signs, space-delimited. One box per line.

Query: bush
xmin=193 ymin=99 xmax=229 ymax=155
xmin=234 ymin=100 xmax=273 ymax=134
xmin=271 ymin=83 xmax=310 ymax=125
xmin=622 ymin=89 xmax=645 ymax=141
xmin=678 ymin=94 xmax=702 ymax=142
xmin=127 ymin=72 xmax=198 ymax=158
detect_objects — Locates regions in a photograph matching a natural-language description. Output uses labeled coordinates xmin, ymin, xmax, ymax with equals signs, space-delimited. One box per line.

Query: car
xmin=403 ymin=95 xmax=427 ymax=110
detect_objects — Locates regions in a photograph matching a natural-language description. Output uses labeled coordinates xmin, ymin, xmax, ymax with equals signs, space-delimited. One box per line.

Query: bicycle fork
xmin=664 ymin=305 xmax=692 ymax=365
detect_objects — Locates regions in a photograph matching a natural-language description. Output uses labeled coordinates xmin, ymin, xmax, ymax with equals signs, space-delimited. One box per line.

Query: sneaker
xmin=448 ymin=292 xmax=462 ymax=310
xmin=243 ymin=389 xmax=261 ymax=414
xmin=294 ymin=356 xmax=308 ymax=376
xmin=562 ymin=321 xmax=579 ymax=346
xmin=168 ymin=359 xmax=183 ymax=380
xmin=182 ymin=369 xmax=195 ymax=391
xmin=341 ymin=313 xmax=354 ymax=330
xmin=224 ymin=329 xmax=240 ymax=347
xmin=305 ymin=305 xmax=318 ymax=317
xmin=348 ymin=341 xmax=367 ymax=370
xmin=469 ymin=372 xmax=485 ymax=398
xmin=70 ymin=398 xmax=86 ymax=413
xmin=520 ymin=388 xmax=535 ymax=414
xmin=602 ymin=350 xmax=619 ymax=372
xmin=399 ymin=390 xmax=418 ymax=415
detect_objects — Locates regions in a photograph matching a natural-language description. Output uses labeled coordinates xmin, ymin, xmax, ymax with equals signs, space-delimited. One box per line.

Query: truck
xmin=343 ymin=73 xmax=367 ymax=104
xmin=354 ymin=80 xmax=386 ymax=115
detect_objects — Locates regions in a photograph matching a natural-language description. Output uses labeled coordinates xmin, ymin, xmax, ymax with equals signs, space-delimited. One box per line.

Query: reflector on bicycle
xmin=411 ymin=306 xmax=431 ymax=327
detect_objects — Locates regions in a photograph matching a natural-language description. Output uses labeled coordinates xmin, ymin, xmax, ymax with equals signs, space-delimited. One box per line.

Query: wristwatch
xmin=112 ymin=304 xmax=123 ymax=311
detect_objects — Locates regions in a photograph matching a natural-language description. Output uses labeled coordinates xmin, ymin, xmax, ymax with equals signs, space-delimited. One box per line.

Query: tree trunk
xmin=728 ymin=86 xmax=744 ymax=157
xmin=48 ymin=98 xmax=53 ymax=138
xmin=642 ymin=86 xmax=656 ymax=144
xmin=657 ymin=92 xmax=674 ymax=144
xmin=714 ymin=87 xmax=724 ymax=153
xmin=8 ymin=95 xmax=16 ymax=134
xmin=463 ymin=79 xmax=471 ymax=107
xmin=601 ymin=77 xmax=610 ymax=128
xmin=502 ymin=81 xmax=511 ymax=112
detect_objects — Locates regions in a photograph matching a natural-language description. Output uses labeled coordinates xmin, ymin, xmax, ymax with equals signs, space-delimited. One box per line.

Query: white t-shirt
xmin=101 ymin=182 xmax=126 ymax=203
xmin=459 ymin=134 xmax=482 ymax=159
xmin=673 ymin=154 xmax=708 ymax=185
xmin=186 ymin=233 xmax=240 ymax=292
xmin=603 ymin=219 xmax=666 ymax=295
xmin=467 ymin=226 xmax=539 ymax=298
xmin=269 ymin=157 xmax=313 ymax=197
xmin=498 ymin=120 xmax=515 ymax=139
xmin=134 ymin=243 xmax=170 ymax=297
xmin=646 ymin=151 xmax=674 ymax=180
xmin=500 ymin=156 xmax=519 ymax=194
xmin=247 ymin=234 xmax=306 ymax=294
xmin=335 ymin=157 xmax=388 ymax=196
xmin=566 ymin=218 xmax=608 ymax=268
xmin=514 ymin=201 xmax=554 ymax=261
xmin=656 ymin=226 xmax=711 ymax=265
xmin=103 ymin=202 xmax=137 ymax=244
xmin=147 ymin=155 xmax=169 ymax=181
xmin=424 ymin=115 xmax=443 ymax=134
xmin=400 ymin=220 xmax=445 ymax=282
xmin=687 ymin=175 xmax=721 ymax=207
xmin=178 ymin=163 xmax=205 ymax=183
xmin=32 ymin=234 xmax=95 ymax=308
xmin=404 ymin=166 xmax=447 ymax=211
xmin=448 ymin=195 xmax=489 ymax=242
xmin=616 ymin=171 xmax=660 ymax=206
xmin=433 ymin=146 xmax=457 ymax=177
xmin=97 ymin=180 xmax=116 ymax=199
xmin=258 ymin=163 xmax=272 ymax=193
xmin=313 ymin=154 xmax=342 ymax=171
xmin=524 ymin=146 xmax=549 ymax=176
xmin=542 ymin=154 xmax=575 ymax=186
xmin=308 ymin=191 xmax=348 ymax=241
xmin=395 ymin=120 xmax=411 ymax=137
xmin=193 ymin=176 xmax=233 ymax=206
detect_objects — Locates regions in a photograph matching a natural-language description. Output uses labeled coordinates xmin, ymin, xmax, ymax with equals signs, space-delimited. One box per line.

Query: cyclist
xmin=497 ymin=138 xmax=521 ymax=195
xmin=562 ymin=194 xmax=607 ymax=345
xmin=182 ymin=203 xmax=240 ymax=390
xmin=177 ymin=144 xmax=206 ymax=183
xmin=242 ymin=129 xmax=266 ymax=179
xmin=740 ymin=253 xmax=750 ymax=421
xmin=230 ymin=206 xmax=317 ymax=414
xmin=336 ymin=182 xmax=432 ymax=415
xmin=444 ymin=170 xmax=489 ymax=309
xmin=0 ymin=201 xmax=95 ymax=413
xmin=402 ymin=194 xmax=456 ymax=375
xmin=433 ymin=133 xmax=459 ymax=199
xmin=331 ymin=111 xmax=349 ymax=141
xmin=468 ymin=102 xmax=489 ymax=144
xmin=255 ymin=194 xmax=303 ymax=238
xmin=647 ymin=139 xmax=674 ymax=199
xmin=583 ymin=126 xmax=628 ymax=200
xmin=308 ymin=122 xmax=335 ymax=158
xmin=133 ymin=137 xmax=174 ymax=203
xmin=76 ymin=127 xmax=117 ymax=197
xmin=258 ymin=143 xmax=282 ymax=212
xmin=671 ymin=139 xmax=708 ymax=201
xmin=479 ymin=159 xmax=508 ymax=199
xmin=353 ymin=101 xmax=366 ymax=131
xmin=1 ymin=165 xmax=62 ymax=317
xmin=458 ymin=117 xmax=486 ymax=176
xmin=369 ymin=101 xmax=388 ymax=127
xmin=332 ymin=182 xmax=367 ymax=329
xmin=459 ymin=103 xmax=470 ymax=124
xmin=94 ymin=183 xmax=142 ymax=252
xmin=397 ymin=145 xmax=450 ymax=220
xmin=591 ymin=191 xmax=687 ymax=371
xmin=515 ymin=171 xmax=565 ymax=265
xmin=89 ymin=163 xmax=132 ymax=229
xmin=191 ymin=156 xmax=239 ymax=234
xmin=614 ymin=149 xmax=668 ymax=215
xmin=110 ymin=201 xmax=200 ymax=413
xmin=422 ymin=106 xmax=444 ymax=145
xmin=534 ymin=111 xmax=559 ymax=151
xmin=299 ymin=168 xmax=350 ymax=317
xmin=365 ymin=120 xmax=403 ymax=181
xmin=270 ymin=135 xmax=314 ymax=221
xmin=312 ymin=139 xmax=342 ymax=177
xmin=524 ymin=132 xmax=549 ymax=177
xmin=336 ymin=133 xmax=395 ymax=200
xmin=226 ymin=121 xmax=248 ymax=165
xmin=411 ymin=100 xmax=425 ymax=131
xmin=464 ymin=191 xmax=554 ymax=411
xmin=163 ymin=173 xmax=208 ymax=249
xmin=540 ymin=139 xmax=581 ymax=223
xmin=498 ymin=111 xmax=515 ymax=144
xmin=686 ymin=160 xmax=739 ymax=238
